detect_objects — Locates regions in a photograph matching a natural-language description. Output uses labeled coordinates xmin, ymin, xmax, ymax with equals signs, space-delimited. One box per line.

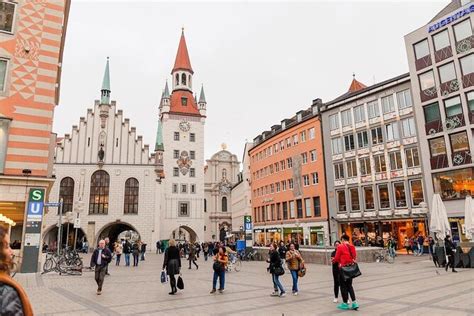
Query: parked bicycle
xmin=42 ymin=249 xmax=83 ymax=275
xmin=226 ymin=254 xmax=242 ymax=272
xmin=374 ymin=249 xmax=395 ymax=264
xmin=244 ymin=249 xmax=262 ymax=261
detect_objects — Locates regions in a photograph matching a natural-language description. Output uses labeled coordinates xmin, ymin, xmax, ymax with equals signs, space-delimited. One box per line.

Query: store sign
xmin=244 ymin=215 xmax=252 ymax=232
xmin=284 ymin=227 xmax=303 ymax=233
xmin=310 ymin=227 xmax=323 ymax=233
xmin=428 ymin=5 xmax=474 ymax=33
xmin=266 ymin=228 xmax=281 ymax=233
xmin=253 ymin=229 xmax=264 ymax=233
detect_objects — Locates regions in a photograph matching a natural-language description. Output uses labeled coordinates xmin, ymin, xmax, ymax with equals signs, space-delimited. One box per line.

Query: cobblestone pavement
xmin=14 ymin=253 xmax=474 ymax=316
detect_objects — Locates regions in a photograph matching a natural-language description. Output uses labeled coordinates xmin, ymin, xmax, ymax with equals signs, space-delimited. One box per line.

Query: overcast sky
xmin=55 ymin=0 xmax=447 ymax=164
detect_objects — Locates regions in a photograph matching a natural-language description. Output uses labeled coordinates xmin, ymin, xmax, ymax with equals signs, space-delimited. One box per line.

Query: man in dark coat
xmin=90 ymin=239 xmax=112 ymax=295
xmin=444 ymin=235 xmax=457 ymax=273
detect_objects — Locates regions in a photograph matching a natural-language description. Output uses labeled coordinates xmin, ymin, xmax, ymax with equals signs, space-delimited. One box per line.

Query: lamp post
xmin=65 ymin=211 xmax=73 ymax=249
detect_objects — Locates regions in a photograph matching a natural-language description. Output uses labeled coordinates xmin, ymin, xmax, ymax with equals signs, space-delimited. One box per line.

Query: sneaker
xmin=351 ymin=301 xmax=359 ymax=310
xmin=218 ymin=289 xmax=225 ymax=293
xmin=333 ymin=298 xmax=338 ymax=303
xmin=293 ymin=292 xmax=298 ymax=296
xmin=210 ymin=289 xmax=216 ymax=294
xmin=271 ymin=291 xmax=279 ymax=297
xmin=337 ymin=303 xmax=350 ymax=310
xmin=280 ymin=292 xmax=286 ymax=297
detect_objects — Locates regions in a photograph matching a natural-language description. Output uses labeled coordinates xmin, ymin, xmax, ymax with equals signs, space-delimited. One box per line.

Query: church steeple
xmin=100 ymin=57 xmax=111 ymax=105
xmin=171 ymin=29 xmax=193 ymax=92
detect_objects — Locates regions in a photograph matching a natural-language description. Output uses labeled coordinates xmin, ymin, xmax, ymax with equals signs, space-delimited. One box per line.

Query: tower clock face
xmin=179 ymin=120 xmax=191 ymax=132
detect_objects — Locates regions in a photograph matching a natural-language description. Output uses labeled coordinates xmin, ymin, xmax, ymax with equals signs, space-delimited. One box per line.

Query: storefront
xmin=283 ymin=227 xmax=303 ymax=244
xmin=449 ymin=217 xmax=470 ymax=244
xmin=266 ymin=228 xmax=282 ymax=244
xmin=310 ymin=226 xmax=325 ymax=246
xmin=339 ymin=219 xmax=427 ymax=248
xmin=253 ymin=228 xmax=265 ymax=246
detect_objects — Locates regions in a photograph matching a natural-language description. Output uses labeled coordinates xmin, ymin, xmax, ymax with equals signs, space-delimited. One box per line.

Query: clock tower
xmin=157 ymin=29 xmax=206 ymax=242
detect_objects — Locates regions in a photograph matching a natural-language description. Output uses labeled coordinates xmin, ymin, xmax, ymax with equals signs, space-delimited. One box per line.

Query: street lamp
xmin=65 ymin=211 xmax=73 ymax=249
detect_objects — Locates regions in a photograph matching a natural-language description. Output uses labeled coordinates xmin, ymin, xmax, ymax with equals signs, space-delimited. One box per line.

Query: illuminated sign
xmin=428 ymin=5 xmax=474 ymax=33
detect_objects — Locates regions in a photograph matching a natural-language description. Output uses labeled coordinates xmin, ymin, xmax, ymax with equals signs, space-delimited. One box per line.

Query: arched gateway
xmin=96 ymin=221 xmax=141 ymax=250
xmin=170 ymin=225 xmax=198 ymax=243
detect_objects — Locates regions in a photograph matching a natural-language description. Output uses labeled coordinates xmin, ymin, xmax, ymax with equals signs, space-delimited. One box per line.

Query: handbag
xmin=297 ymin=261 xmax=306 ymax=277
xmin=160 ymin=270 xmax=167 ymax=283
xmin=213 ymin=261 xmax=222 ymax=272
xmin=177 ymin=275 xmax=184 ymax=290
xmin=341 ymin=245 xmax=361 ymax=281
xmin=273 ymin=265 xmax=285 ymax=276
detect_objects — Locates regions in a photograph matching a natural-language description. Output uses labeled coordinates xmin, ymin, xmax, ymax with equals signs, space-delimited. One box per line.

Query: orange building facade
xmin=249 ymin=101 xmax=329 ymax=246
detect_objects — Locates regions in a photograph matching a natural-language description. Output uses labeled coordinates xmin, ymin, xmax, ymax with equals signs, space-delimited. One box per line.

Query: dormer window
xmin=181 ymin=97 xmax=187 ymax=106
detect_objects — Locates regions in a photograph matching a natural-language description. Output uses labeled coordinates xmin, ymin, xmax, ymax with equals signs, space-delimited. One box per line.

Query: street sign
xmin=45 ymin=202 xmax=61 ymax=207
xmin=244 ymin=215 xmax=252 ymax=232
xmin=74 ymin=217 xmax=81 ymax=228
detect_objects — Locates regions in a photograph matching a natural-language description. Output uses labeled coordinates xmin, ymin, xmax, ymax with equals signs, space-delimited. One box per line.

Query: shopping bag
xmin=160 ymin=270 xmax=167 ymax=283
xmin=177 ymin=275 xmax=184 ymax=290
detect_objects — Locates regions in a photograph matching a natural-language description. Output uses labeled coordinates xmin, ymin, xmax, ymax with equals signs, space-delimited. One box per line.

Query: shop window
xmin=385 ymin=122 xmax=399 ymax=141
xmin=410 ymin=180 xmax=424 ymax=207
xmin=331 ymin=137 xmax=343 ymax=154
xmin=344 ymin=134 xmax=355 ymax=151
xmin=59 ymin=177 xmax=74 ymax=214
xmin=423 ymin=102 xmax=443 ymax=135
xmin=433 ymin=167 xmax=474 ymax=200
xmin=179 ymin=202 xmax=189 ymax=217
xmin=354 ymin=105 xmax=365 ymax=123
xmin=313 ymin=197 xmax=321 ymax=217
xmin=450 ymin=131 xmax=471 ymax=166
xmin=364 ymin=186 xmax=375 ymax=210
xmin=389 ymin=151 xmax=403 ymax=170
xmin=282 ymin=202 xmax=288 ymax=219
xmin=367 ymin=100 xmax=380 ymax=119
xmin=357 ymin=131 xmax=369 ymax=148
xmin=378 ymin=184 xmax=390 ymax=209
xmin=419 ymin=70 xmax=436 ymax=101
xmin=334 ymin=163 xmax=344 ymax=180
xmin=374 ymin=154 xmax=386 ymax=173
xmin=337 ymin=190 xmax=346 ymax=212
xmin=0 ymin=59 xmax=7 ymax=92
xmin=393 ymin=182 xmax=407 ymax=208
xmin=89 ymin=170 xmax=110 ymax=214
xmin=329 ymin=114 xmax=339 ymax=130
xmin=341 ymin=109 xmax=352 ymax=127
xmin=381 ymin=95 xmax=395 ymax=114
xmin=346 ymin=160 xmax=357 ymax=178
xmin=429 ymin=137 xmax=448 ymax=169
xmin=371 ymin=127 xmax=383 ymax=145
xmin=124 ymin=178 xmax=139 ymax=214
xmin=289 ymin=200 xmax=295 ymax=218
xmin=405 ymin=147 xmax=420 ymax=168
xmin=360 ymin=157 xmax=371 ymax=176
xmin=401 ymin=117 xmax=416 ymax=138
xmin=350 ymin=188 xmax=360 ymax=211
xmin=304 ymin=198 xmax=311 ymax=217
xmin=0 ymin=2 xmax=15 ymax=33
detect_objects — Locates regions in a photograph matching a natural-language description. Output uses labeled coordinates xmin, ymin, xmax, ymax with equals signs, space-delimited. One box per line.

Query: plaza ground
xmin=15 ymin=253 xmax=474 ymax=316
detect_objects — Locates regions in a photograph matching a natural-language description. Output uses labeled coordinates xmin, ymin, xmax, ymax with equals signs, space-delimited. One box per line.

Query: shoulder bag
xmin=341 ymin=245 xmax=361 ymax=281
xmin=177 ymin=275 xmax=184 ymax=290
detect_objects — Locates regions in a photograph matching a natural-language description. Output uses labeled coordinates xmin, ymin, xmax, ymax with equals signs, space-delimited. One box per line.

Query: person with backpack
xmin=285 ymin=242 xmax=304 ymax=296
xmin=267 ymin=243 xmax=285 ymax=297
xmin=333 ymin=235 xmax=359 ymax=311
xmin=331 ymin=240 xmax=341 ymax=303
xmin=123 ymin=240 xmax=132 ymax=267
xmin=210 ymin=246 xmax=228 ymax=294
xmin=132 ymin=241 xmax=140 ymax=267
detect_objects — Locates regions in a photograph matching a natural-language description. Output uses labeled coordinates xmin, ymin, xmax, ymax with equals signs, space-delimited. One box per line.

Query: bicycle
xmin=226 ymin=255 xmax=242 ymax=272
xmin=374 ymin=249 xmax=395 ymax=264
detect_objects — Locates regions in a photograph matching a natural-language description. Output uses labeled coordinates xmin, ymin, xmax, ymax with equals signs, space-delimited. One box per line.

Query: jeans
xmin=133 ymin=253 xmax=139 ymax=266
xmin=141 ymin=251 xmax=145 ymax=261
xmin=94 ymin=266 xmax=106 ymax=291
xmin=272 ymin=273 xmax=285 ymax=294
xmin=418 ymin=244 xmax=423 ymax=255
xmin=339 ymin=271 xmax=356 ymax=303
xmin=332 ymin=269 xmax=340 ymax=298
xmin=388 ymin=247 xmax=395 ymax=258
xmin=212 ymin=270 xmax=225 ymax=290
xmin=124 ymin=253 xmax=130 ymax=266
xmin=290 ymin=270 xmax=299 ymax=293
xmin=115 ymin=254 xmax=121 ymax=266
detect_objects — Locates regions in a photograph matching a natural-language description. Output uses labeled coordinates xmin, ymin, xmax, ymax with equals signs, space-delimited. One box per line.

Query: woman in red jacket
xmin=333 ymin=234 xmax=358 ymax=310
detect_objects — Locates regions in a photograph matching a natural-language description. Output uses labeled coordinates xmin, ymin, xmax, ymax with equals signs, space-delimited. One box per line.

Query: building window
xmin=173 ymin=167 xmax=179 ymax=177
xmin=59 ymin=177 xmax=74 ymax=214
xmin=173 ymin=150 xmax=179 ymax=159
xmin=282 ymin=180 xmax=287 ymax=191
xmin=453 ymin=19 xmax=473 ymax=44
xmin=334 ymin=163 xmax=344 ymax=179
xmin=460 ymin=54 xmax=474 ymax=78
xmin=360 ymin=157 xmax=371 ymax=176
xmin=288 ymin=179 xmax=294 ymax=189
xmin=344 ymin=134 xmax=355 ymax=151
xmin=179 ymin=202 xmax=189 ymax=217
xmin=434 ymin=168 xmax=474 ymax=200
xmin=438 ymin=62 xmax=457 ymax=84
xmin=289 ymin=200 xmax=295 ymax=218
xmin=414 ymin=39 xmax=430 ymax=60
xmin=0 ymin=118 xmax=10 ymax=173
xmin=429 ymin=137 xmax=447 ymax=158
xmin=423 ymin=102 xmax=442 ymax=134
xmin=313 ymin=197 xmax=321 ymax=217
xmin=374 ymin=154 xmax=386 ymax=173
xmin=190 ymin=168 xmax=195 ymax=177
xmin=282 ymin=201 xmax=288 ymax=219
xmin=419 ymin=70 xmax=436 ymax=93
xmin=371 ymin=127 xmax=383 ymax=145
xmin=410 ymin=179 xmax=424 ymax=206
xmin=467 ymin=91 xmax=474 ymax=113
xmin=89 ymin=170 xmax=110 ymax=214
xmin=270 ymin=183 xmax=274 ymax=193
xmin=385 ymin=122 xmax=399 ymax=141
xmin=276 ymin=182 xmax=280 ymax=192
xmin=444 ymin=96 xmax=463 ymax=121
xmin=303 ymin=175 xmax=310 ymax=186
xmin=0 ymin=2 xmax=15 ymax=33
xmin=405 ymin=147 xmax=420 ymax=168
xmin=450 ymin=131 xmax=470 ymax=159
xmin=174 ymin=132 xmax=180 ymax=141
xmin=350 ymin=188 xmax=360 ymax=211
xmin=293 ymin=134 xmax=298 ymax=145
xmin=275 ymin=162 xmax=279 ymax=172
xmin=401 ymin=117 xmax=416 ymax=137
xmin=301 ymin=152 xmax=308 ymax=164
xmin=367 ymin=100 xmax=380 ymax=119
xmin=222 ymin=197 xmax=227 ymax=212
xmin=364 ymin=186 xmax=374 ymax=210
xmin=389 ymin=151 xmax=403 ymax=170
xmin=381 ymin=95 xmax=395 ymax=114
xmin=378 ymin=184 xmax=390 ymax=209
xmin=396 ymin=89 xmax=412 ymax=109
xmin=329 ymin=114 xmax=339 ymax=130
xmin=354 ymin=105 xmax=365 ymax=123
xmin=310 ymin=149 xmax=317 ymax=161
xmin=181 ymin=97 xmax=188 ymax=106
xmin=393 ymin=182 xmax=407 ymax=208
xmin=0 ymin=59 xmax=7 ymax=92
xmin=172 ymin=184 xmax=178 ymax=193
xmin=331 ymin=137 xmax=343 ymax=154
xmin=309 ymin=127 xmax=315 ymax=140
xmin=357 ymin=131 xmax=369 ymax=148
xmin=312 ymin=172 xmax=318 ymax=185
xmin=304 ymin=198 xmax=311 ymax=217
xmin=341 ymin=110 xmax=352 ymax=127
xmin=190 ymin=133 xmax=195 ymax=142
xmin=337 ymin=190 xmax=346 ymax=212
xmin=433 ymin=29 xmax=451 ymax=54
xmin=190 ymin=151 xmax=195 ymax=160
xmin=286 ymin=138 xmax=292 ymax=147
xmin=287 ymin=157 xmax=293 ymax=168
xmin=346 ymin=160 xmax=357 ymax=178
xmin=300 ymin=131 xmax=307 ymax=142
xmin=181 ymin=184 xmax=187 ymax=193
xmin=124 ymin=178 xmax=139 ymax=214
xmin=279 ymin=141 xmax=284 ymax=151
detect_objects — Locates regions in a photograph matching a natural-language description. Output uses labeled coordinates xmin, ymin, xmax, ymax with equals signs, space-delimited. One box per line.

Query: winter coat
xmin=268 ymin=250 xmax=282 ymax=274
xmin=163 ymin=246 xmax=181 ymax=275
xmin=285 ymin=250 xmax=303 ymax=271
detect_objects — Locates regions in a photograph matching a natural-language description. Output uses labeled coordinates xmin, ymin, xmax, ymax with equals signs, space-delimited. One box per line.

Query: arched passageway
xmin=170 ymin=226 xmax=198 ymax=243
xmin=96 ymin=221 xmax=140 ymax=251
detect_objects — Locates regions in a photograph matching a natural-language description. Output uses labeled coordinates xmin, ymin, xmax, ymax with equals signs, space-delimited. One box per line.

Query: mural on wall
xmin=177 ymin=151 xmax=192 ymax=175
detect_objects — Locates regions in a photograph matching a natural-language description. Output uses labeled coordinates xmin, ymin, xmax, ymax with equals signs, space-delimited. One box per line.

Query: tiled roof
xmin=172 ymin=30 xmax=193 ymax=74
xmin=169 ymin=90 xmax=202 ymax=116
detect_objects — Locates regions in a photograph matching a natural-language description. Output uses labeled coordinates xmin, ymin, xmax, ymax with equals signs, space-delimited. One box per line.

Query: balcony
xmin=439 ymin=79 xmax=459 ymax=96
xmin=434 ymin=46 xmax=453 ymax=63
xmin=415 ymin=55 xmax=432 ymax=71
xmin=430 ymin=154 xmax=449 ymax=170
xmin=425 ymin=119 xmax=443 ymax=135
xmin=452 ymin=150 xmax=472 ymax=166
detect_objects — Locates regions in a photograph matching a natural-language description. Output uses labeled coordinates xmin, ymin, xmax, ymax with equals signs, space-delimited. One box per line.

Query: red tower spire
xmin=348 ymin=73 xmax=367 ymax=93
xmin=172 ymin=29 xmax=194 ymax=74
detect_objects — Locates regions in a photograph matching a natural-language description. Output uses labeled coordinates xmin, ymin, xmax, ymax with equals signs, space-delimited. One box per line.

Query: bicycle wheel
xmin=234 ymin=260 xmax=242 ymax=272
xmin=374 ymin=254 xmax=382 ymax=263
xmin=387 ymin=254 xmax=395 ymax=264
xmin=43 ymin=258 xmax=53 ymax=273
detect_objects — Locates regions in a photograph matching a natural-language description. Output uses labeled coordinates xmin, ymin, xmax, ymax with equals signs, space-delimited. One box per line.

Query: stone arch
xmin=42 ymin=224 xmax=87 ymax=252
xmin=96 ymin=221 xmax=141 ymax=250
xmin=169 ymin=225 xmax=198 ymax=243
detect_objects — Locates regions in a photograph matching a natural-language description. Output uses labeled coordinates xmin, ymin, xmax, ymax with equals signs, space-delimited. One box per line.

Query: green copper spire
xmin=101 ymin=57 xmax=111 ymax=104
xmin=163 ymin=81 xmax=170 ymax=99
xmin=199 ymin=84 xmax=206 ymax=103
xmin=155 ymin=119 xmax=164 ymax=151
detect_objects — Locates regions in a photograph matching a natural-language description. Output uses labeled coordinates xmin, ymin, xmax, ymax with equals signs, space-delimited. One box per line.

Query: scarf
xmin=0 ymin=272 xmax=34 ymax=316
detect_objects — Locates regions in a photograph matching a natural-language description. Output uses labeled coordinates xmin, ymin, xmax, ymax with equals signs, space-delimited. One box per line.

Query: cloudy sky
xmin=55 ymin=0 xmax=446 ymax=163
